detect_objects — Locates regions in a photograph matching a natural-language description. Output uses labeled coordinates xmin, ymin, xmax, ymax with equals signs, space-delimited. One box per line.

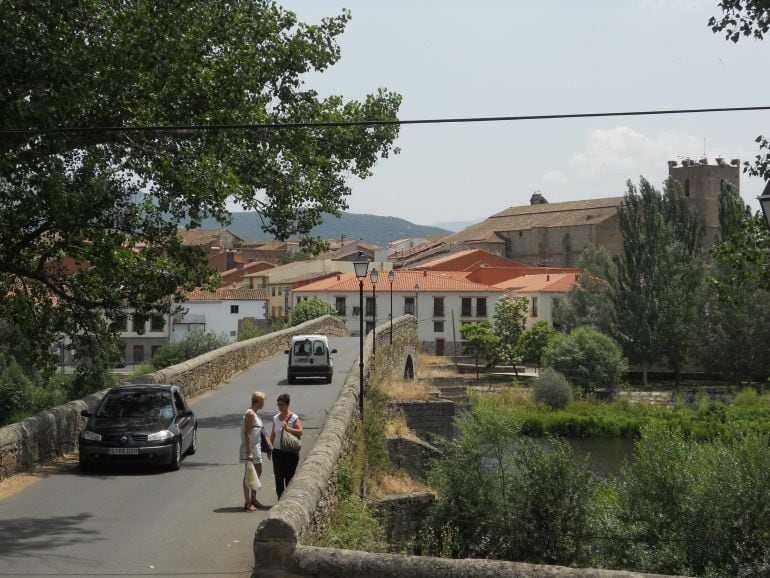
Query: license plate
xmin=108 ymin=447 xmax=139 ymax=455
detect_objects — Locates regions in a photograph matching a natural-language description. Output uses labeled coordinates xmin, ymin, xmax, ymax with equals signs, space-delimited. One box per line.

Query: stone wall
xmin=370 ymin=492 xmax=435 ymax=550
xmin=0 ymin=315 xmax=348 ymax=481
xmin=385 ymin=435 xmax=441 ymax=482
xmin=387 ymin=399 xmax=456 ymax=443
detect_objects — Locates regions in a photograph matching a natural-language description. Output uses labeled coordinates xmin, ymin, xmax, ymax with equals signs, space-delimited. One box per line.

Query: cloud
xmin=569 ymin=126 xmax=703 ymax=178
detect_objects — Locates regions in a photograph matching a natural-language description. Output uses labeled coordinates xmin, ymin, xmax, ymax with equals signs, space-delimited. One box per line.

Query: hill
xmin=200 ymin=212 xmax=451 ymax=247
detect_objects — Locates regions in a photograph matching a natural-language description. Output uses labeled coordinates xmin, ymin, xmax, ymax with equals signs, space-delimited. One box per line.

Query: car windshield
xmin=96 ymin=389 xmax=174 ymax=419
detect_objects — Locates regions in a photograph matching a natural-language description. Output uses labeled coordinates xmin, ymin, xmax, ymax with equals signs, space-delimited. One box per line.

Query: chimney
xmin=716 ymin=157 xmax=725 ymax=166
xmin=530 ymin=192 xmax=548 ymax=205
xmin=337 ymin=274 xmax=340 ymax=281
xmin=668 ymin=160 xmax=678 ymax=168
xmin=546 ymin=274 xmax=550 ymax=281
xmin=423 ymin=270 xmax=427 ymax=277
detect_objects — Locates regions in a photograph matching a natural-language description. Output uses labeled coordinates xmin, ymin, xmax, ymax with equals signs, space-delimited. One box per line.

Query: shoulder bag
xmin=281 ymin=413 xmax=301 ymax=454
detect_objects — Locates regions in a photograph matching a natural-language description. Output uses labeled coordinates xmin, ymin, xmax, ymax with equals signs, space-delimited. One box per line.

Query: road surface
xmin=0 ymin=336 xmax=358 ymax=578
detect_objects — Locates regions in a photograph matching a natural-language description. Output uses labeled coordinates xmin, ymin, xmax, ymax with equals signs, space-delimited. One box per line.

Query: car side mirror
xmin=180 ymin=409 xmax=194 ymax=418
xmin=284 ymin=349 xmax=289 ymax=354
xmin=81 ymin=409 xmax=92 ymax=417
xmin=330 ymin=348 xmax=338 ymax=354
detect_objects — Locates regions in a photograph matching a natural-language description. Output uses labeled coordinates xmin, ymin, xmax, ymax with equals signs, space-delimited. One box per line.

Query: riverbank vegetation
xmin=473 ymin=386 xmax=770 ymax=440
xmin=421 ymin=404 xmax=770 ymax=577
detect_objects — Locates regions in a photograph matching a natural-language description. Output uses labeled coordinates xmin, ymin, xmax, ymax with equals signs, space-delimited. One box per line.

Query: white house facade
xmin=172 ymin=288 xmax=269 ymax=342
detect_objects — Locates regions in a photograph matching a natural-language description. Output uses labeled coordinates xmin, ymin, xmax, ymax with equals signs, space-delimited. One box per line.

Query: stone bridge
xmin=0 ymin=314 xmax=676 ymax=577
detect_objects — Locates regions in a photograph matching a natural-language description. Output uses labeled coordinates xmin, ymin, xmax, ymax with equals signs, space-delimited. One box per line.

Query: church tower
xmin=667 ymin=158 xmax=740 ymax=247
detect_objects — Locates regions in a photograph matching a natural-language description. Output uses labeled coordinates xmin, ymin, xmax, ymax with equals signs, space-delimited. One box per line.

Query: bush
xmin=542 ymin=326 xmax=627 ymax=395
xmin=151 ymin=329 xmax=229 ymax=369
xmin=0 ymin=356 xmax=34 ymax=424
xmin=290 ymin=298 xmax=337 ymax=326
xmin=533 ymin=368 xmax=573 ymax=409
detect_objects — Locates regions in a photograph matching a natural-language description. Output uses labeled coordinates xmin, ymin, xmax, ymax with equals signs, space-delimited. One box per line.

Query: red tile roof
xmin=182 ymin=288 xmax=268 ymax=301
xmin=294 ymin=270 xmax=503 ymax=293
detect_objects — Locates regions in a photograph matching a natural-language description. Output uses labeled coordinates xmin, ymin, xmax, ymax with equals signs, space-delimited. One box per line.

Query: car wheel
xmin=326 ymin=374 xmax=333 ymax=384
xmin=169 ymin=439 xmax=182 ymax=471
xmin=79 ymin=453 xmax=92 ymax=473
xmin=186 ymin=427 xmax=197 ymax=456
xmin=287 ymin=374 xmax=295 ymax=384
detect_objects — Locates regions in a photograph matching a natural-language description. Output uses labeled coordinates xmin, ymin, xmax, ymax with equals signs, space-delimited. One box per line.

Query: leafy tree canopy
xmin=0 ymin=1 xmax=401 ymax=378
xmin=291 ymin=298 xmax=337 ymax=326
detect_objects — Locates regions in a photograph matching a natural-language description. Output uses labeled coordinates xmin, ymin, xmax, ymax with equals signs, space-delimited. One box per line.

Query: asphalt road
xmin=0 ymin=336 xmax=359 ymax=578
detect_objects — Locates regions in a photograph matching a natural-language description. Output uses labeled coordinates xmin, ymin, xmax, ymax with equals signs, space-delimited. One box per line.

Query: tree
xmin=0 ymin=2 xmax=401 ymax=383
xmin=710 ymin=1 xmax=770 ymax=42
xmin=460 ymin=321 xmax=499 ymax=381
xmin=519 ymin=319 xmax=558 ymax=370
xmin=150 ymin=329 xmax=230 ymax=369
xmin=613 ymin=178 xmax=704 ymax=386
xmin=491 ymin=295 xmax=529 ymax=375
xmin=553 ymin=246 xmax=618 ymax=335
xmin=699 ymin=184 xmax=770 ymax=383
xmin=290 ymin=298 xmax=337 ymax=326
xmin=542 ymin=326 xmax=627 ymax=396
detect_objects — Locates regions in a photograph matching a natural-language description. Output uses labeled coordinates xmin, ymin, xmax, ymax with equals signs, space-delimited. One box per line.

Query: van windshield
xmin=293 ymin=339 xmax=325 ymax=357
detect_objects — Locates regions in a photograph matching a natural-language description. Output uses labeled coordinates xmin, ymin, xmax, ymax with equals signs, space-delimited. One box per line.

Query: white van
xmin=284 ymin=334 xmax=337 ymax=384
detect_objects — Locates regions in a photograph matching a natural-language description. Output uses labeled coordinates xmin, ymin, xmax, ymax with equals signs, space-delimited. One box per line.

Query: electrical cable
xmin=1 ymin=105 xmax=769 ymax=135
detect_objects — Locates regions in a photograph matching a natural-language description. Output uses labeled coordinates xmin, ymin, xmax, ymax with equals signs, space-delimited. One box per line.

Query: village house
xmin=172 ymin=287 xmax=268 ymax=342
xmin=293 ymin=269 xmax=505 ymax=355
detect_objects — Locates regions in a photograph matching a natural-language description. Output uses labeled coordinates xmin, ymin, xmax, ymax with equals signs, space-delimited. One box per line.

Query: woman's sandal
xmin=252 ymin=499 xmax=270 ymax=510
xmin=244 ymin=502 xmax=257 ymax=512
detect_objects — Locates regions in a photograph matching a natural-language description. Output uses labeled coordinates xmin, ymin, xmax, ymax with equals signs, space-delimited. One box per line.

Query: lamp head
xmin=353 ymin=251 xmax=370 ymax=279
xmin=370 ymin=268 xmax=379 ymax=285
xmin=388 ymin=270 xmax=395 ymax=283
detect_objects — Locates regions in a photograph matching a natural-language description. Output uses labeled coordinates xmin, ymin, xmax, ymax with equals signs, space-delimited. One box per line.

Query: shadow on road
xmin=0 ymin=513 xmax=102 ymax=558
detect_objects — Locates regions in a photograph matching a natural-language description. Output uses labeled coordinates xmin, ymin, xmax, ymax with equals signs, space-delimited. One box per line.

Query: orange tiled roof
xmin=183 ymin=287 xmax=268 ymax=301
xmin=294 ymin=270 xmax=503 ymax=293
xmin=495 ymin=273 xmax=579 ymax=293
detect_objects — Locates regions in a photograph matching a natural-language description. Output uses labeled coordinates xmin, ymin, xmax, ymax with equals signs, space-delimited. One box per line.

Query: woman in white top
xmin=269 ymin=392 xmax=303 ymax=499
xmin=240 ymin=391 xmax=271 ymax=511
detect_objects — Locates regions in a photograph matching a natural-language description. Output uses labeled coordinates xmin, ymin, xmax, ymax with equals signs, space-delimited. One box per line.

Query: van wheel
xmin=326 ymin=374 xmax=333 ymax=384
xmin=287 ymin=374 xmax=295 ymax=384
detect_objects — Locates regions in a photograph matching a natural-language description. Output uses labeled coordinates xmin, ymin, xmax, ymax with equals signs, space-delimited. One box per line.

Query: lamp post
xmin=414 ymin=282 xmax=420 ymax=344
xmin=388 ymin=270 xmax=395 ymax=344
xmin=759 ymin=183 xmax=770 ymax=233
xmin=353 ymin=253 xmax=370 ymax=416
xmin=370 ymin=268 xmax=378 ymax=365
xmin=282 ymin=286 xmax=289 ymax=322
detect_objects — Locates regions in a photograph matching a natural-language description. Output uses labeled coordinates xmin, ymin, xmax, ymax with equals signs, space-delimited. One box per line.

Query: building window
xmin=230 ymin=304 xmax=239 ymax=314
xmin=404 ymin=297 xmax=415 ymax=316
xmin=335 ymin=296 xmax=346 ymax=316
xmin=113 ymin=314 xmax=128 ymax=332
xmin=352 ymin=306 xmax=361 ymax=317
xmin=434 ymin=321 xmax=444 ymax=333
xmin=365 ymin=297 xmax=375 ymax=316
xmin=230 ymin=330 xmax=237 ymax=337
xmin=150 ymin=315 xmax=165 ymax=332
xmin=461 ymin=297 xmax=472 ymax=317
xmin=477 ymin=297 xmax=487 ymax=317
xmin=531 ymin=296 xmax=538 ymax=317
xmin=133 ymin=313 xmax=147 ymax=335
xmin=433 ymin=297 xmax=444 ymax=317
xmin=133 ymin=344 xmax=145 ymax=362
xmin=271 ymin=287 xmax=276 ymax=297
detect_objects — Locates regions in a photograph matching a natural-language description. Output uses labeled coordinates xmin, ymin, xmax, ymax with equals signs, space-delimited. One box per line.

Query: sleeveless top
xmin=239 ymin=408 xmax=263 ymax=463
xmin=272 ymin=412 xmax=298 ymax=451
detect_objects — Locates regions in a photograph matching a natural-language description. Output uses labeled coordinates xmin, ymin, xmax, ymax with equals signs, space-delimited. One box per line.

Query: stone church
xmin=397 ymin=159 xmax=741 ymax=268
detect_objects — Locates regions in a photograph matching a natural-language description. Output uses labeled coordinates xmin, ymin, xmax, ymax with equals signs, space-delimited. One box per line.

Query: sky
xmin=275 ymin=0 xmax=770 ymax=227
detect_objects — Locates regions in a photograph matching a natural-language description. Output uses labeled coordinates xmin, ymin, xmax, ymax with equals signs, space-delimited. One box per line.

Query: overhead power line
xmin=2 ymin=105 xmax=769 ymax=135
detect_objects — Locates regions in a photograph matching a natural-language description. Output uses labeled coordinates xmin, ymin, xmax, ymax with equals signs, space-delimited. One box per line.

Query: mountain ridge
xmin=199 ymin=211 xmax=452 ymax=248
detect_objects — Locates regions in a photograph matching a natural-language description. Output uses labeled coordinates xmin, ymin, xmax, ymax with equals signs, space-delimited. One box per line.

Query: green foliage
xmin=313 ymin=495 xmax=387 ymax=552
xmin=423 ymin=406 xmax=602 ymax=566
xmin=290 ymin=298 xmax=337 ymax=326
xmin=150 ymin=329 xmax=229 ymax=369
xmin=237 ymin=318 xmax=263 ymax=342
xmin=709 ymin=1 xmax=770 ymax=42
xmin=542 ymin=326 xmax=627 ymax=395
xmin=533 ymin=368 xmax=573 ymax=410
xmin=271 ymin=319 xmax=290 ymax=332
xmin=0 ymin=0 xmax=401 ymax=389
xmin=460 ymin=321 xmax=499 ymax=379
xmin=519 ymin=320 xmax=558 ymax=367
xmin=0 ymin=355 xmax=34 ymax=424
xmin=611 ymin=423 xmax=770 ymax=576
xmin=491 ymin=295 xmax=528 ymax=366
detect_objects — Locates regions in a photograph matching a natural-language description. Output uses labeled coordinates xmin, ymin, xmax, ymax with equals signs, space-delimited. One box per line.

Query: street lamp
xmin=353 ymin=252 xmax=370 ymax=416
xmin=370 ymin=268 xmax=378 ymax=365
xmin=388 ymin=270 xmax=395 ymax=344
xmin=414 ymin=282 xmax=420 ymax=345
xmin=759 ymin=182 xmax=770 ymax=232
